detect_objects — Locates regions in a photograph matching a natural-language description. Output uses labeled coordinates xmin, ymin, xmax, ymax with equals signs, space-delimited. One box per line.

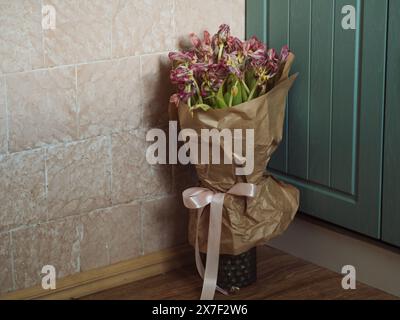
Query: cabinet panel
xmin=246 ymin=0 xmax=387 ymax=237
xmin=382 ymin=0 xmax=400 ymax=247
xmin=267 ymin=0 xmax=290 ymax=172
xmin=287 ymin=0 xmax=311 ymax=180
xmin=309 ymin=0 xmax=334 ymax=187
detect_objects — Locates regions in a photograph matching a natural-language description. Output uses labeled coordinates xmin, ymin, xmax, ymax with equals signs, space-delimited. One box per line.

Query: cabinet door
xmin=382 ymin=0 xmax=400 ymax=247
xmin=246 ymin=0 xmax=387 ymax=238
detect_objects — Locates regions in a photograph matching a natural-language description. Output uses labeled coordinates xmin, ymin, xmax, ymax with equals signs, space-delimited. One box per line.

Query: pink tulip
xmin=168 ymin=24 xmax=290 ymax=109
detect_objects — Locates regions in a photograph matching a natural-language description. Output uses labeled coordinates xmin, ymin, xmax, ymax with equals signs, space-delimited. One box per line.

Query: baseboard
xmin=268 ymin=216 xmax=400 ymax=297
xmin=1 ymin=245 xmax=194 ymax=300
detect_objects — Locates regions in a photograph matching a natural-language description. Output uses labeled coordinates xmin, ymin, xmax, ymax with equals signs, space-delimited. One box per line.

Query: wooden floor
xmin=81 ymin=246 xmax=396 ymax=300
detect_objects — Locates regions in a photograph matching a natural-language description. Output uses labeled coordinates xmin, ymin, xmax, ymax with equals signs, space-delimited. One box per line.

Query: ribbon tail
xmin=200 ymin=193 xmax=225 ymax=300
xmin=194 ymin=207 xmax=229 ymax=299
xmin=195 ymin=210 xmax=205 ymax=279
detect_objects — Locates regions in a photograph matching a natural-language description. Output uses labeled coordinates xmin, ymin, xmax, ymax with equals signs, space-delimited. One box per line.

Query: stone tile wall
xmin=0 ymin=0 xmax=245 ymax=294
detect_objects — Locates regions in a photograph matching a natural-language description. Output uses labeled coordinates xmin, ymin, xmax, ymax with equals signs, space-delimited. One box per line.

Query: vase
xmin=202 ymin=247 xmax=257 ymax=293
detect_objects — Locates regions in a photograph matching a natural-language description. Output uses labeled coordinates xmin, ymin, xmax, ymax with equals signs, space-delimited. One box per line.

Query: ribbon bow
xmin=182 ymin=183 xmax=257 ymax=300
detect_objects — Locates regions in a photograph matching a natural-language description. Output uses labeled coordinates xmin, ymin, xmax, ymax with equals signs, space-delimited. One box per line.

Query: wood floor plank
xmin=81 ymin=246 xmax=397 ymax=300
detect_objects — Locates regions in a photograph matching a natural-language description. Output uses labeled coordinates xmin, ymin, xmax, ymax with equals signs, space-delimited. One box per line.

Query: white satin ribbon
xmin=183 ymin=183 xmax=257 ymax=300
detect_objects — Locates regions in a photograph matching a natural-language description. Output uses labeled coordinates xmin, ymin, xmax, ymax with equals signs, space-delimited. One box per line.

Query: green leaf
xmin=216 ymin=81 xmax=227 ymax=108
xmin=246 ymin=70 xmax=257 ymax=91
xmin=224 ymin=92 xmax=231 ymax=105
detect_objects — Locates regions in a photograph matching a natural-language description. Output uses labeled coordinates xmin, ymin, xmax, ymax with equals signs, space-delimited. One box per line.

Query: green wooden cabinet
xmin=382 ymin=0 xmax=400 ymax=248
xmin=247 ymin=0 xmax=399 ymax=246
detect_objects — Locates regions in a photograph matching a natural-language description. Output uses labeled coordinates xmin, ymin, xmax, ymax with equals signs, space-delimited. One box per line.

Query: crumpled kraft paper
xmin=176 ymin=54 xmax=300 ymax=255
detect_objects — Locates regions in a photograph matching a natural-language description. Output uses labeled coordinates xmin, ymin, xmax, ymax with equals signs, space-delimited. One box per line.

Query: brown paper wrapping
xmin=176 ymin=54 xmax=300 ymax=256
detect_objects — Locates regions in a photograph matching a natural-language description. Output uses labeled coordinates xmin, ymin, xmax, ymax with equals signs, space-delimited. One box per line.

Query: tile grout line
xmin=44 ymin=148 xmax=49 ymax=223
xmin=79 ymin=219 xmax=84 ymax=273
xmin=108 ymin=134 xmax=113 ymax=207
xmin=3 ymin=75 xmax=9 ymax=155
xmin=75 ymin=65 xmax=79 ymax=139
xmin=1 ymin=51 xmax=172 ymax=78
xmin=9 ymin=231 xmax=16 ymax=291
xmin=139 ymin=55 xmax=144 ymax=130
xmin=139 ymin=201 xmax=145 ymax=256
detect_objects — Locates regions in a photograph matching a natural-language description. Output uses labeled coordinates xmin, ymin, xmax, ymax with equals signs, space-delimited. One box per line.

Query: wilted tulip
xmin=169 ymin=24 xmax=290 ymax=110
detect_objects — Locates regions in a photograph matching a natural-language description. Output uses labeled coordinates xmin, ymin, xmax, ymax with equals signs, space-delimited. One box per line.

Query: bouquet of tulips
xmin=169 ymin=24 xmax=289 ymax=111
xmin=169 ymin=25 xmax=299 ymax=300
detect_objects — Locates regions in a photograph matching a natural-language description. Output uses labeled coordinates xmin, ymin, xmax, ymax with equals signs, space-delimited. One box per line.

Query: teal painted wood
xmin=355 ymin=0 xmax=387 ymax=237
xmin=246 ymin=0 xmax=267 ymax=42
xmin=382 ymin=0 xmax=400 ymax=247
xmin=246 ymin=0 xmax=387 ymax=237
xmin=287 ymin=0 xmax=311 ymax=179
xmin=309 ymin=0 xmax=334 ymax=186
xmin=330 ymin=0 xmax=359 ymax=195
xmin=266 ymin=0 xmax=289 ymax=173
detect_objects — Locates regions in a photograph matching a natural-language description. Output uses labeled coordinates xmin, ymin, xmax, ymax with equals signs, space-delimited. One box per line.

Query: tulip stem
xmin=247 ymin=84 xmax=258 ymax=102
xmin=241 ymin=79 xmax=250 ymax=94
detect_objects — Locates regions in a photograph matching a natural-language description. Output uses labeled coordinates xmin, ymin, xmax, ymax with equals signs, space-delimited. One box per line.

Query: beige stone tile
xmin=80 ymin=203 xmax=141 ymax=271
xmin=141 ymin=53 xmax=173 ymax=129
xmin=0 ymin=77 xmax=6 ymax=154
xmin=47 ymin=137 xmax=112 ymax=220
xmin=0 ymin=0 xmax=43 ymax=74
xmin=0 ymin=233 xmax=13 ymax=294
xmin=108 ymin=203 xmax=142 ymax=264
xmin=142 ymin=196 xmax=188 ymax=255
xmin=7 ymin=66 xmax=77 ymax=152
xmin=231 ymin=0 xmax=246 ymax=40
xmin=111 ymin=130 xmax=173 ymax=205
xmin=112 ymin=0 xmax=174 ymax=57
xmin=11 ymin=217 xmax=81 ymax=290
xmin=0 ymin=149 xmax=46 ymax=233
xmin=77 ymin=57 xmax=141 ymax=139
xmin=43 ymin=0 xmax=112 ymax=67
xmin=80 ymin=210 xmax=109 ymax=271
xmin=174 ymin=0 xmax=233 ymax=47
